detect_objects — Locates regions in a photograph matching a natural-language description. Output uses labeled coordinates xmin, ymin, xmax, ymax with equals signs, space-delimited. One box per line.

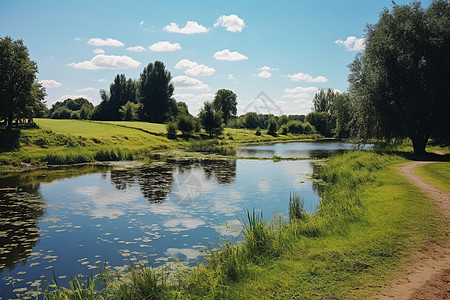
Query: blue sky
xmin=1 ymin=0 xmax=432 ymax=116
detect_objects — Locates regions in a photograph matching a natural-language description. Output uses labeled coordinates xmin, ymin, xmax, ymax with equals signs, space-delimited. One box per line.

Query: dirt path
xmin=376 ymin=161 xmax=450 ymax=300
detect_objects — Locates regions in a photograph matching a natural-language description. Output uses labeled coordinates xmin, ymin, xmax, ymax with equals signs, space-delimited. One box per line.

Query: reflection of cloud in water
xmin=163 ymin=218 xmax=205 ymax=230
xmin=258 ymin=179 xmax=271 ymax=193
xmin=75 ymin=186 xmax=144 ymax=219
xmin=212 ymin=219 xmax=242 ymax=237
xmin=165 ymin=248 xmax=201 ymax=260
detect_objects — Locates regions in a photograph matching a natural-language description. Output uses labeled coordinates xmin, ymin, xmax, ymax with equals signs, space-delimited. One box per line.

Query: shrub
xmin=177 ymin=115 xmax=195 ymax=136
xmin=287 ymin=120 xmax=303 ymax=134
xmin=255 ymin=127 xmax=261 ymax=136
xmin=267 ymin=118 xmax=278 ymax=136
xmin=166 ymin=122 xmax=177 ymax=139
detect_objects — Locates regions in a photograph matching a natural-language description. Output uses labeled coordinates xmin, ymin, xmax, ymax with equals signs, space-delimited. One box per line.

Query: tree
xmin=306 ymin=112 xmax=327 ymax=136
xmin=0 ymin=37 xmax=46 ymax=129
xmin=267 ymin=118 xmax=278 ymax=136
xmin=348 ymin=1 xmax=450 ymax=154
xmin=199 ymin=102 xmax=223 ymax=137
xmin=119 ymin=101 xmax=139 ymax=121
xmin=312 ymin=88 xmax=339 ymax=137
xmin=333 ymin=93 xmax=354 ymax=138
xmin=92 ymin=74 xmax=136 ymax=120
xmin=212 ymin=89 xmax=237 ymax=125
xmin=50 ymin=98 xmax=94 ymax=119
xmin=138 ymin=61 xmax=174 ymax=123
xmin=177 ymin=115 xmax=195 ymax=136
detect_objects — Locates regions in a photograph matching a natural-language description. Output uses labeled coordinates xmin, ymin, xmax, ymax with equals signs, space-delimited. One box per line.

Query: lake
xmin=0 ymin=142 xmax=364 ymax=299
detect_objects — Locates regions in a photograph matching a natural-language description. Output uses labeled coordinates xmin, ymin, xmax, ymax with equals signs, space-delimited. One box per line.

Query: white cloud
xmin=257 ymin=71 xmax=271 ymax=79
xmin=284 ymin=86 xmax=318 ymax=94
xmin=163 ymin=21 xmax=209 ymax=34
xmin=87 ymin=38 xmax=124 ymax=47
xmin=174 ymin=59 xmax=215 ymax=76
xmin=126 ymin=45 xmax=147 ymax=52
xmin=68 ymin=54 xmax=141 ymax=70
xmin=283 ymin=92 xmax=311 ymax=99
xmin=95 ymin=78 xmax=107 ymax=82
xmin=75 ymin=87 xmax=96 ymax=92
xmin=287 ymin=72 xmax=327 ymax=83
xmin=74 ymin=37 xmax=82 ymax=41
xmin=93 ymin=48 xmax=105 ymax=54
xmin=139 ymin=21 xmax=145 ymax=26
xmin=39 ymin=80 xmax=62 ymax=88
xmin=149 ymin=41 xmax=181 ymax=52
xmin=214 ymin=14 xmax=245 ymax=32
xmin=172 ymin=75 xmax=210 ymax=91
xmin=259 ymin=65 xmax=278 ymax=71
xmin=335 ymin=36 xmax=365 ymax=51
xmin=228 ymin=74 xmax=236 ymax=80
xmin=213 ymin=49 xmax=248 ymax=61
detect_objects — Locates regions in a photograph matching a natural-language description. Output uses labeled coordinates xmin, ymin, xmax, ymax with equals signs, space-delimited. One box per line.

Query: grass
xmin=414 ymin=162 xmax=450 ymax=193
xmin=0 ymin=119 xmax=321 ymax=171
xmin=42 ymin=151 xmax=443 ymax=299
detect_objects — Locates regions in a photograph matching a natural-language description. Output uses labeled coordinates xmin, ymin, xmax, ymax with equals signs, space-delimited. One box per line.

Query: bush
xmin=280 ymin=125 xmax=288 ymax=135
xmin=177 ymin=115 xmax=195 ymax=136
xmin=166 ymin=122 xmax=177 ymax=139
xmin=267 ymin=118 xmax=278 ymax=136
xmin=287 ymin=120 xmax=303 ymax=134
xmin=255 ymin=127 xmax=261 ymax=136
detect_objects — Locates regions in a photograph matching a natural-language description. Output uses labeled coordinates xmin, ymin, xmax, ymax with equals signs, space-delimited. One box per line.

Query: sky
xmin=1 ymin=0 xmax=433 ymax=116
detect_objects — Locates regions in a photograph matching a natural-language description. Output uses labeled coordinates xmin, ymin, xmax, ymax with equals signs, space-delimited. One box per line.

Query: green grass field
xmin=0 ymin=119 xmax=321 ymax=171
xmin=414 ymin=162 xmax=450 ymax=193
xmin=43 ymin=151 xmax=443 ymax=299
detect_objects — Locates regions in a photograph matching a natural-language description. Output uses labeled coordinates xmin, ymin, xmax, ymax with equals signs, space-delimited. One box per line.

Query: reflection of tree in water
xmin=310 ymin=161 xmax=326 ymax=197
xmin=109 ymin=159 xmax=237 ymax=203
xmin=0 ymin=183 xmax=44 ymax=272
xmin=0 ymin=165 xmax=110 ymax=272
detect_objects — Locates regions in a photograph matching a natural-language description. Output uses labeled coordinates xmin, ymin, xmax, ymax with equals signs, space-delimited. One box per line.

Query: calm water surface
xmin=0 ymin=142 xmax=361 ymax=299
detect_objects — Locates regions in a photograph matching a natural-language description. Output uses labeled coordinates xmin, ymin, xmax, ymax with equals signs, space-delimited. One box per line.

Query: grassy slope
xmin=414 ymin=162 xmax=450 ymax=193
xmin=0 ymin=119 xmax=320 ymax=170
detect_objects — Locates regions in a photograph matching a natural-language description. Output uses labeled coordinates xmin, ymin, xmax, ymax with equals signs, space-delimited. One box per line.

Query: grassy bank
xmin=0 ymin=119 xmax=320 ymax=172
xmin=42 ymin=151 xmax=442 ymax=299
xmin=414 ymin=162 xmax=450 ymax=193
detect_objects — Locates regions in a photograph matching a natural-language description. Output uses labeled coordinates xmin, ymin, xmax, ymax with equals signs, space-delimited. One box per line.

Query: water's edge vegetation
xmin=40 ymin=151 xmax=442 ymax=299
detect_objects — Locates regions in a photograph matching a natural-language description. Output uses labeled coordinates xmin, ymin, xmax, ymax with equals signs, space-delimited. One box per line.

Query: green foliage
xmin=119 ymin=101 xmax=139 ymax=121
xmin=267 ymin=118 xmax=278 ymax=136
xmin=138 ymin=61 xmax=174 ymax=123
xmin=280 ymin=125 xmax=288 ymax=135
xmin=177 ymin=115 xmax=195 ymax=136
xmin=255 ymin=127 xmax=261 ymax=136
xmin=212 ymin=89 xmax=237 ymax=125
xmin=288 ymin=192 xmax=305 ymax=222
xmin=306 ymin=111 xmax=327 ymax=136
xmin=286 ymin=120 xmax=303 ymax=134
xmin=414 ymin=162 xmax=450 ymax=193
xmin=50 ymin=98 xmax=94 ymax=120
xmin=0 ymin=36 xmax=46 ymax=129
xmin=348 ymin=1 xmax=450 ymax=154
xmin=166 ymin=122 xmax=177 ymax=139
xmin=198 ymin=101 xmax=224 ymax=137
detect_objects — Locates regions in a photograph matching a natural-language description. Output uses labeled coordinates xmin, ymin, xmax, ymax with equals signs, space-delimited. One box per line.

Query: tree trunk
xmin=412 ymin=135 xmax=428 ymax=155
xmin=6 ymin=114 xmax=13 ymax=131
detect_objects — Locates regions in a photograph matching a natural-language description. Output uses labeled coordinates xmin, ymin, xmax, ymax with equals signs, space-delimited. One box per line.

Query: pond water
xmin=0 ymin=142 xmax=362 ymax=299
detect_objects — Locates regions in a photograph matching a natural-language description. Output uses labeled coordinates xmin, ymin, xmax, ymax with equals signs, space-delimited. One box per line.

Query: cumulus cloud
xmin=163 ymin=21 xmax=209 ymax=34
xmin=68 ymin=54 xmax=141 ymax=70
xmin=93 ymin=48 xmax=105 ymax=54
xmin=172 ymin=75 xmax=210 ymax=91
xmin=39 ymin=80 xmax=62 ymax=88
xmin=75 ymin=87 xmax=96 ymax=92
xmin=149 ymin=41 xmax=181 ymax=52
xmin=213 ymin=49 xmax=248 ymax=61
xmin=335 ymin=36 xmax=365 ymax=51
xmin=126 ymin=45 xmax=147 ymax=52
xmin=282 ymin=86 xmax=318 ymax=100
xmin=214 ymin=14 xmax=245 ymax=32
xmin=258 ymin=65 xmax=277 ymax=71
xmin=95 ymin=78 xmax=107 ymax=82
xmin=87 ymin=38 xmax=124 ymax=47
xmin=228 ymin=74 xmax=236 ymax=80
xmin=174 ymin=59 xmax=215 ymax=76
xmin=139 ymin=21 xmax=145 ymax=26
xmin=257 ymin=71 xmax=271 ymax=79
xmin=74 ymin=37 xmax=82 ymax=41
xmin=287 ymin=72 xmax=327 ymax=83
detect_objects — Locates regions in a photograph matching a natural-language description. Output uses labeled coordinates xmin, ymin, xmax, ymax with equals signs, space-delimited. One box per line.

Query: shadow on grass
xmin=377 ymin=149 xmax=450 ymax=162
xmin=0 ymin=129 xmax=21 ymax=153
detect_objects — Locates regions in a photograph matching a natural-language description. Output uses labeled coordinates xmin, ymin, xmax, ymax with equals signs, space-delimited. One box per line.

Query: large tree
xmin=212 ymin=89 xmax=237 ymax=125
xmin=138 ymin=61 xmax=174 ymax=123
xmin=348 ymin=1 xmax=450 ymax=154
xmin=199 ymin=101 xmax=223 ymax=137
xmin=92 ymin=74 xmax=136 ymax=120
xmin=0 ymin=37 xmax=46 ymax=129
